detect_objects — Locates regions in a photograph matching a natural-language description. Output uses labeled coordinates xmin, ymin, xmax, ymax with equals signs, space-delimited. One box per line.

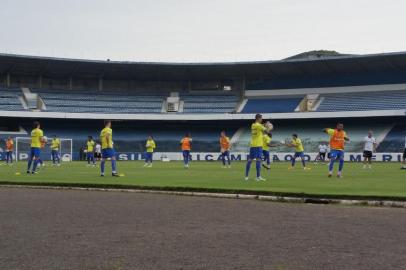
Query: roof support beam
xmin=98 ymin=76 xmax=103 ymax=91
xmin=38 ymin=75 xmax=42 ymax=88
xmin=68 ymin=76 xmax=73 ymax=90
xmin=6 ymin=73 xmax=10 ymax=87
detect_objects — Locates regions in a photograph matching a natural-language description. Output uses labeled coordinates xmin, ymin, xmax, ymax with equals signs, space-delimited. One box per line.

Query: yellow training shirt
xmin=87 ymin=140 xmax=95 ymax=152
xmin=51 ymin=138 xmax=60 ymax=150
xmin=250 ymin=122 xmax=266 ymax=147
xmin=292 ymin=138 xmax=304 ymax=152
xmin=263 ymin=134 xmax=272 ymax=151
xmin=100 ymin=127 xmax=113 ymax=149
xmin=146 ymin=139 xmax=156 ymax=153
xmin=31 ymin=128 xmax=44 ymax=148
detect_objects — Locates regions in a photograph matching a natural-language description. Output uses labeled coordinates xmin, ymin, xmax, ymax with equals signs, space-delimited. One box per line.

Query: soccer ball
xmin=43 ymin=136 xmax=48 ymax=142
xmin=265 ymin=121 xmax=274 ymax=131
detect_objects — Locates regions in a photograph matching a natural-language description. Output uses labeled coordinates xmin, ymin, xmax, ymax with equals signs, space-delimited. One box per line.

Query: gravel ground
xmin=0 ymin=187 xmax=405 ymax=270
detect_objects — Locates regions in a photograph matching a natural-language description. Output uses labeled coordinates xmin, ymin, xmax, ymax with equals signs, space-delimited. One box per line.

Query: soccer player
xmin=94 ymin=142 xmax=102 ymax=161
xmin=37 ymin=139 xmax=47 ymax=168
xmin=100 ymin=121 xmax=119 ymax=177
xmin=50 ymin=135 xmax=61 ymax=166
xmin=5 ymin=137 xmax=13 ymax=165
xmin=314 ymin=143 xmax=328 ymax=164
xmin=220 ymin=131 xmax=231 ymax=168
xmin=245 ymin=114 xmax=272 ymax=181
xmin=286 ymin=134 xmax=310 ymax=170
xmin=144 ymin=135 xmax=156 ymax=167
xmin=86 ymin=136 xmax=96 ymax=166
xmin=363 ymin=131 xmax=377 ymax=169
xmin=262 ymin=132 xmax=272 ymax=170
xmin=27 ymin=121 xmax=45 ymax=174
xmin=323 ymin=123 xmax=350 ymax=178
xmin=180 ymin=133 xmax=192 ymax=168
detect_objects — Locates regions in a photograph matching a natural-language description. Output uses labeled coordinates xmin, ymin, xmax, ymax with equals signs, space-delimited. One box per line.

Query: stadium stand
xmin=241 ymin=98 xmax=302 ymax=113
xmin=246 ymin=72 xmax=406 ymax=90
xmin=317 ymin=91 xmax=406 ymax=112
xmin=181 ymin=94 xmax=239 ymax=113
xmin=34 ymin=89 xmax=165 ymax=114
xmin=376 ymin=124 xmax=406 ymax=152
xmin=0 ymin=88 xmax=24 ymax=111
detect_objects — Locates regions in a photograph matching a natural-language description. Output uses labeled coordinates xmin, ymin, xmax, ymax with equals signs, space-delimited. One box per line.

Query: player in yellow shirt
xmin=220 ymin=131 xmax=231 ymax=168
xmin=100 ymin=120 xmax=119 ymax=177
xmin=262 ymin=132 xmax=272 ymax=170
xmin=27 ymin=121 xmax=45 ymax=174
xmin=50 ymin=135 xmax=61 ymax=166
xmin=245 ymin=114 xmax=273 ymax=181
xmin=286 ymin=134 xmax=310 ymax=170
xmin=86 ymin=136 xmax=96 ymax=166
xmin=144 ymin=135 xmax=156 ymax=167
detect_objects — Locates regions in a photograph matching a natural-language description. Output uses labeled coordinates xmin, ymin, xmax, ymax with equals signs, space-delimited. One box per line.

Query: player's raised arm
xmin=373 ymin=140 xmax=377 ymax=152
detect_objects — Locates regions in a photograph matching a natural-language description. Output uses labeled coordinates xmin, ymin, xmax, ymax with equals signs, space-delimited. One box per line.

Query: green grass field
xmin=1 ymin=161 xmax=405 ymax=199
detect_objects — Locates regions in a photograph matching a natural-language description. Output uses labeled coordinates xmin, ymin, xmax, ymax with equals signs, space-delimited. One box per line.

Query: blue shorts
xmin=145 ymin=152 xmax=153 ymax=161
xmin=221 ymin=150 xmax=230 ymax=156
xmin=86 ymin=152 xmax=94 ymax=159
xmin=30 ymin=147 xmax=41 ymax=158
xmin=294 ymin=152 xmax=304 ymax=158
xmin=330 ymin=149 xmax=344 ymax=160
xmin=249 ymin=147 xmax=262 ymax=159
xmin=182 ymin=150 xmax=190 ymax=158
xmin=262 ymin=150 xmax=270 ymax=163
xmin=102 ymin=148 xmax=115 ymax=159
xmin=51 ymin=150 xmax=59 ymax=155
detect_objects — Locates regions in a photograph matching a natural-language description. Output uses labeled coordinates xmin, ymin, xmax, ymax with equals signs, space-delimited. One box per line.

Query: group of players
xmin=2 ymin=116 xmax=403 ymax=178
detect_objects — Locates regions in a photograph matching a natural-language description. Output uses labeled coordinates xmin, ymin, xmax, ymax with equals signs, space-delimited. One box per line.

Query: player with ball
xmin=245 ymin=114 xmax=273 ymax=181
xmin=26 ymin=121 xmax=47 ymax=174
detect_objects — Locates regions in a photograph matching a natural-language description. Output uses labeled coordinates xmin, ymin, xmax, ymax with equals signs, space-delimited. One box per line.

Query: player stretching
xmin=27 ymin=121 xmax=45 ymax=174
xmin=144 ymin=135 xmax=156 ymax=167
xmin=5 ymin=137 xmax=13 ymax=165
xmin=314 ymin=143 xmax=328 ymax=164
xmin=100 ymin=121 xmax=119 ymax=177
xmin=180 ymin=133 xmax=192 ymax=168
xmin=245 ymin=114 xmax=272 ymax=181
xmin=86 ymin=136 xmax=96 ymax=166
xmin=262 ymin=132 xmax=272 ymax=170
xmin=94 ymin=142 xmax=102 ymax=161
xmin=50 ymin=135 xmax=61 ymax=166
xmin=323 ymin=123 xmax=350 ymax=178
xmin=363 ymin=131 xmax=377 ymax=169
xmin=220 ymin=131 xmax=231 ymax=168
xmin=287 ymin=134 xmax=310 ymax=170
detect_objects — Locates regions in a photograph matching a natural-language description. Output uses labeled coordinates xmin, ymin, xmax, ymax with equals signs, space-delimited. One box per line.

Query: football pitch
xmin=0 ymin=161 xmax=405 ymax=199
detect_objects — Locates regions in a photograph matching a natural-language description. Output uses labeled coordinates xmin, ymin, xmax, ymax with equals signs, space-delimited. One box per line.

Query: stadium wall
xmin=2 ymin=151 xmax=403 ymax=163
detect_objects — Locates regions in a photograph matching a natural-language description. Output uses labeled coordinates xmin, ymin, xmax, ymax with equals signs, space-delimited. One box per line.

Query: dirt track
xmin=0 ymin=187 xmax=405 ymax=270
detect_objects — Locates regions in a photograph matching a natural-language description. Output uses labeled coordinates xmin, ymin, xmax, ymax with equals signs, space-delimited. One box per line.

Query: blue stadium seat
xmin=0 ymin=89 xmax=24 ymax=111
xmin=181 ymin=94 xmax=239 ymax=113
xmin=317 ymin=91 xmax=406 ymax=112
xmin=241 ymin=98 xmax=302 ymax=113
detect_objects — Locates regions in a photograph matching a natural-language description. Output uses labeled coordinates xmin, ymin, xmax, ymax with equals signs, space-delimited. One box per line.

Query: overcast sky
xmin=0 ymin=0 xmax=405 ymax=62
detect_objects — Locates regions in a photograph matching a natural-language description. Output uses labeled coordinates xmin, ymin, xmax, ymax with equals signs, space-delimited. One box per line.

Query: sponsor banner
xmin=6 ymin=153 xmax=72 ymax=161
xmin=116 ymin=152 xmax=405 ymax=162
xmin=4 ymin=152 xmax=402 ymax=162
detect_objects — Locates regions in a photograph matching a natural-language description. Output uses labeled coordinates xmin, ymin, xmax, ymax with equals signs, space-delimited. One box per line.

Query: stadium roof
xmin=0 ymin=51 xmax=406 ymax=80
